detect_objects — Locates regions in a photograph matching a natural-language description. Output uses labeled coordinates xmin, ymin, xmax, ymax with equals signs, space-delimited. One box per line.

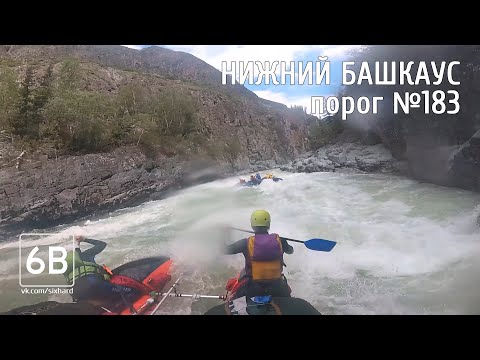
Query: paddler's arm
xmin=225 ymin=238 xmax=248 ymax=255
xmin=76 ymin=236 xmax=107 ymax=262
xmin=280 ymin=238 xmax=294 ymax=254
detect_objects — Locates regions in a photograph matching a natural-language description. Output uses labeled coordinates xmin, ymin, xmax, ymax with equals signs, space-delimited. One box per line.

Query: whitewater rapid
xmin=1 ymin=170 xmax=479 ymax=314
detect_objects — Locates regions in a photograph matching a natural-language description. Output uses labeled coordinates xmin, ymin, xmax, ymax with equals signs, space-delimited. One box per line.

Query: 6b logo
xmin=26 ymin=246 xmax=68 ymax=275
xmin=19 ymin=233 xmax=75 ymax=287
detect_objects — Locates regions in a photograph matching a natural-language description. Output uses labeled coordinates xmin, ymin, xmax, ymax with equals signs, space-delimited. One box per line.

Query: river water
xmin=1 ymin=170 xmax=479 ymax=314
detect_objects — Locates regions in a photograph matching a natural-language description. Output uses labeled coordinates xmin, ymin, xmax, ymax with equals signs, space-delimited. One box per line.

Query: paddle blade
xmin=304 ymin=239 xmax=337 ymax=252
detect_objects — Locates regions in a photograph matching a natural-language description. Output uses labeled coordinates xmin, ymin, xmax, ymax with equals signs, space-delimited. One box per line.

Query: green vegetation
xmin=41 ymin=90 xmax=114 ymax=151
xmin=0 ymin=60 xmax=206 ymax=156
xmin=308 ymin=117 xmax=343 ymax=150
xmin=0 ymin=66 xmax=20 ymax=135
xmin=290 ymin=104 xmax=307 ymax=113
xmin=0 ymin=57 xmax=21 ymax=67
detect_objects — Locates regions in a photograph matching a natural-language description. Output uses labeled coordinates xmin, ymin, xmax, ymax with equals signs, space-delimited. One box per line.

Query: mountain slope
xmin=0 ymin=45 xmax=315 ymax=240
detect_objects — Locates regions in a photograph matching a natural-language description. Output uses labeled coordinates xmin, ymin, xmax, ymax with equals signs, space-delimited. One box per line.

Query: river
xmin=1 ymin=170 xmax=479 ymax=314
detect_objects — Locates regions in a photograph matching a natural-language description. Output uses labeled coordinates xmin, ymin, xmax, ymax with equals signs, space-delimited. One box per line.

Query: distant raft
xmin=238 ymin=174 xmax=284 ymax=187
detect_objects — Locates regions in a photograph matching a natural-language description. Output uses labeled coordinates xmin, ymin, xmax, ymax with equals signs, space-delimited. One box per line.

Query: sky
xmin=122 ymin=45 xmax=363 ymax=115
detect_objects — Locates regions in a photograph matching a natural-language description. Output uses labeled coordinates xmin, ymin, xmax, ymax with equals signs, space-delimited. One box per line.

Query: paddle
xmin=229 ymin=227 xmax=336 ymax=252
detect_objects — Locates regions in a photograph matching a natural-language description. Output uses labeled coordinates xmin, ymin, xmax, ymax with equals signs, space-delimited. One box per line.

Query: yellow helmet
xmin=250 ymin=209 xmax=271 ymax=228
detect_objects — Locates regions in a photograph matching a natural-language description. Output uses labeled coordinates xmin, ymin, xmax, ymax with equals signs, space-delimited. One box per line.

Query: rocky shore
xmin=281 ymin=126 xmax=480 ymax=195
xmin=280 ymin=142 xmax=407 ymax=175
xmin=0 ymin=146 xmax=250 ymax=241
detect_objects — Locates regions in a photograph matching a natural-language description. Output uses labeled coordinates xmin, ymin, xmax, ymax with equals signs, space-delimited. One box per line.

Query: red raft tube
xmin=103 ymin=256 xmax=173 ymax=315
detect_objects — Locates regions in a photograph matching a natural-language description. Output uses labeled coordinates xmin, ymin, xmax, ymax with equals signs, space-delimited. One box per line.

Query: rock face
xmin=0 ymin=145 xmax=238 ymax=241
xmin=350 ymin=113 xmax=480 ymax=191
xmin=280 ymin=141 xmax=406 ymax=175
xmin=448 ymin=130 xmax=480 ymax=191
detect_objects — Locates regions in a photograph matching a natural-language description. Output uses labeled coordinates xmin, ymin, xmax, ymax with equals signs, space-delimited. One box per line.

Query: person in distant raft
xmin=248 ymin=175 xmax=256 ymax=185
xmin=224 ymin=210 xmax=294 ymax=299
xmin=64 ymin=235 xmax=139 ymax=309
xmin=263 ymin=173 xmax=283 ymax=182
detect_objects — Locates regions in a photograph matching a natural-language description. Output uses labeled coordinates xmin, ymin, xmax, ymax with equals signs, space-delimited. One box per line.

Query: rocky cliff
xmin=0 ymin=145 xmax=231 ymax=240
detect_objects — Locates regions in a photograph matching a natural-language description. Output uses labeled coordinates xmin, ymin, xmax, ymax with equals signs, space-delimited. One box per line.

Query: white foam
xmin=1 ymin=170 xmax=480 ymax=314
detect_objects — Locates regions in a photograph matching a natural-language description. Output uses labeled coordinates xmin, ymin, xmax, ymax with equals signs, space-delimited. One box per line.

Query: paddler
xmin=224 ymin=210 xmax=294 ymax=299
xmin=63 ymin=235 xmax=139 ymax=309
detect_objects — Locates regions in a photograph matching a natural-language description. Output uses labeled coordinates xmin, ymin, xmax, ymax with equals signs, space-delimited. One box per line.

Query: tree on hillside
xmin=290 ymin=104 xmax=307 ymax=113
xmin=13 ymin=66 xmax=36 ymax=138
xmin=58 ymin=59 xmax=81 ymax=91
xmin=33 ymin=64 xmax=53 ymax=111
xmin=32 ymin=64 xmax=54 ymax=140
xmin=162 ymin=89 xmax=196 ymax=136
xmin=41 ymin=90 xmax=115 ymax=152
xmin=117 ymin=82 xmax=148 ymax=116
xmin=7 ymin=64 xmax=55 ymax=140
xmin=148 ymin=88 xmax=198 ymax=137
xmin=308 ymin=117 xmax=343 ymax=150
xmin=0 ymin=65 xmax=20 ymax=138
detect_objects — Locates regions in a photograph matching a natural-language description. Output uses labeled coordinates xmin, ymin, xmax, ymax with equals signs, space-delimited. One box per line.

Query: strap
xmin=103 ymin=264 xmax=113 ymax=276
xmin=274 ymin=234 xmax=283 ymax=252
xmin=224 ymin=297 xmax=282 ymax=315
xmin=226 ymin=297 xmax=249 ymax=315
xmin=269 ymin=300 xmax=282 ymax=315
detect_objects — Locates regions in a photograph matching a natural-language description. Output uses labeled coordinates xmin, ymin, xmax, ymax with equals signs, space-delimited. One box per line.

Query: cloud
xmin=122 ymin=45 xmax=147 ymax=50
xmin=253 ymin=89 xmax=336 ymax=116
xmin=160 ymin=46 xmax=356 ymax=98
xmin=253 ymin=89 xmax=310 ymax=111
xmin=162 ymin=45 xmax=362 ymax=73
